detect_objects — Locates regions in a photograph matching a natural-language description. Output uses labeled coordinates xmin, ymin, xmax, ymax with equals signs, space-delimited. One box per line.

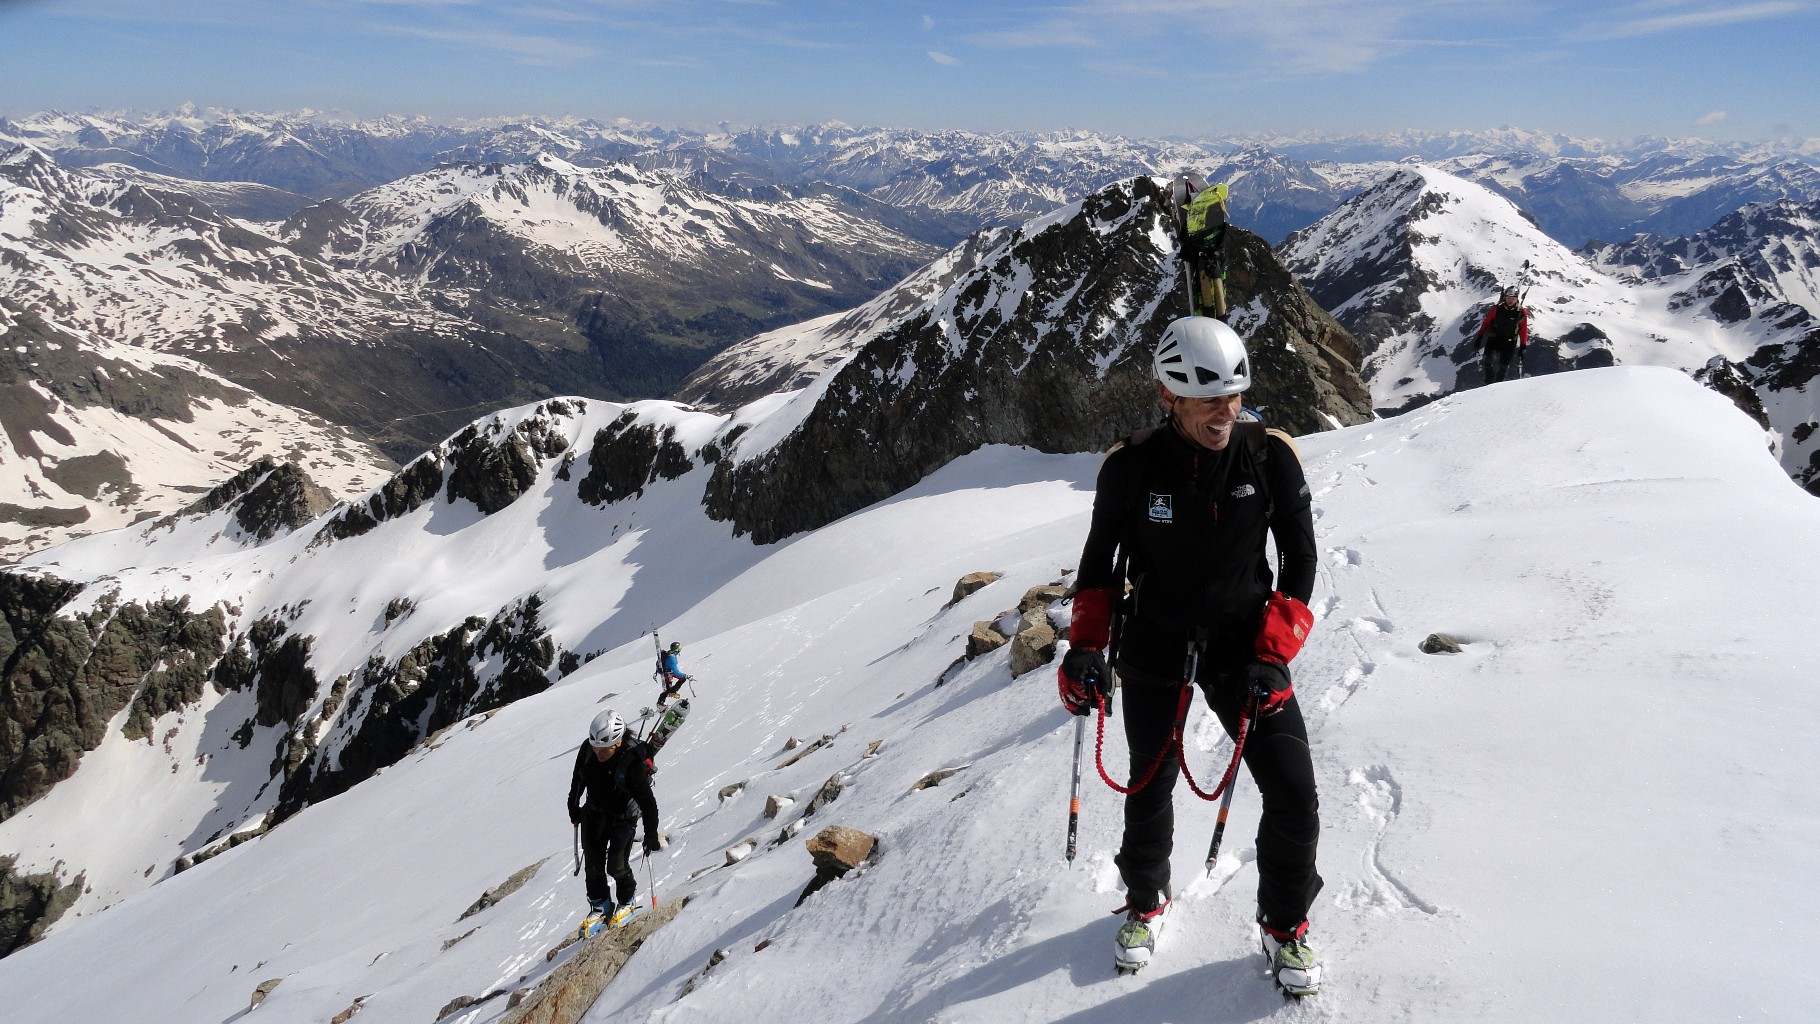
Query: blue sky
xmin=2 ymin=0 xmax=1816 ymax=141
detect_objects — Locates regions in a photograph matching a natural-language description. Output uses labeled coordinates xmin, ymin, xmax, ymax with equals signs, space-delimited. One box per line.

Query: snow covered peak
xmin=1281 ymin=164 xmax=1819 ymax=489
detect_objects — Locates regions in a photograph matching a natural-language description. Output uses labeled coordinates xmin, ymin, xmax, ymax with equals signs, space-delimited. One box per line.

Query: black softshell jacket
xmin=568 ymin=741 xmax=660 ymax=835
xmin=1077 ymin=421 xmax=1317 ymax=677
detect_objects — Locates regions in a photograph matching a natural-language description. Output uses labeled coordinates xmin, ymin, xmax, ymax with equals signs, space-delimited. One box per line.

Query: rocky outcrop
xmin=1419 ymin=634 xmax=1463 ymax=655
xmin=314 ymin=453 xmax=446 ymax=543
xmin=704 ymin=176 xmax=1373 ymax=544
xmin=966 ymin=622 xmax=1009 ymax=659
xmin=158 ymin=456 xmax=336 ymax=542
xmin=948 ymin=571 xmax=1001 ymax=606
xmin=274 ymin=595 xmax=554 ymax=819
xmin=576 ymin=413 xmax=694 ymax=506
xmin=0 ymin=573 xmax=230 ymax=818
xmin=0 ymin=855 xmax=83 ymax=955
xmin=500 ymin=896 xmax=685 ymax=1024
xmin=446 ymin=413 xmax=574 ymax=515
xmin=796 ymin=825 xmax=877 ymax=906
xmin=120 ymin=604 xmax=229 ymax=741
xmin=1009 ymin=614 xmax=1060 ymax=678
xmin=460 ymin=859 xmax=548 ymax=921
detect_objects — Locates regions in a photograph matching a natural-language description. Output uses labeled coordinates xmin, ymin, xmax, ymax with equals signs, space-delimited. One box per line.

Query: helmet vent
xmin=1195 ymin=366 xmax=1222 ymax=385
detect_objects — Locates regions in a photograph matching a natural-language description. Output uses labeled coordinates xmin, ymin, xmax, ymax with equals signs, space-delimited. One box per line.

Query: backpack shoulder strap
xmin=1264 ymin=426 xmax=1301 ymax=465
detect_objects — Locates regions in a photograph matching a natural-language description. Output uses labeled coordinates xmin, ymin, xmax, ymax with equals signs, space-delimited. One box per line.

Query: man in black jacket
xmin=1058 ymin=315 xmax=1324 ymax=995
xmin=1474 ymin=285 xmax=1529 ymax=384
xmin=568 ymin=709 xmax=662 ymax=918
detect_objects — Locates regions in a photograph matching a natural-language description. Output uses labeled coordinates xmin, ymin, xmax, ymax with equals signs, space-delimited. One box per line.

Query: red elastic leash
xmin=1092 ymin=682 xmax=1248 ymax=803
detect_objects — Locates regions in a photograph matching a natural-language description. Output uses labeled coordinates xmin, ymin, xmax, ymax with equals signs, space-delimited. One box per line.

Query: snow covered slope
xmin=0 ymin=301 xmax=395 ymax=561
xmin=0 ymin=144 xmax=443 ymax=354
xmin=319 ymin=152 xmax=933 ymax=298
xmin=1 ymin=367 xmax=1815 ymax=1023
xmin=1281 ymin=164 xmax=1819 ymax=489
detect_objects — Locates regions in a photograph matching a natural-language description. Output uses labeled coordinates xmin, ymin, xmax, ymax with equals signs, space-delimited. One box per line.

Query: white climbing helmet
xmin=1153 ymin=316 xmax=1251 ymax=398
xmin=588 ymin=709 xmax=626 ymax=750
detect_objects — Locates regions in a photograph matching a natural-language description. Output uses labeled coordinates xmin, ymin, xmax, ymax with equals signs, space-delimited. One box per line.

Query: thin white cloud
xmin=967 ymin=1 xmax=1497 ymax=73
xmin=1696 ymin=110 xmax=1728 ymax=126
xmin=967 ymin=21 xmax=1099 ymax=49
xmin=370 ymin=22 xmax=599 ymax=64
xmin=922 ymin=14 xmax=935 ymax=31
xmin=1596 ymin=1 xmax=1808 ymax=38
xmin=927 ymin=50 xmax=962 ymax=66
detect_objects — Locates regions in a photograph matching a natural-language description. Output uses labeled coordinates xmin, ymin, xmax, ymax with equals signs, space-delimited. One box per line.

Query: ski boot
xmin=608 ymin=900 xmax=643 ymax=930
xmin=1260 ymin=924 xmax=1322 ymax=997
xmin=578 ymin=898 xmax=612 ymax=940
xmin=1112 ymin=888 xmax=1171 ymax=975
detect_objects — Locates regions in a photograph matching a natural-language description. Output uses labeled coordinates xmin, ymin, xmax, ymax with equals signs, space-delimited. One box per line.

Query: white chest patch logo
xmin=1148 ymin=494 xmax=1174 ymax=522
xmin=1231 ymin=483 xmax=1257 ymax=499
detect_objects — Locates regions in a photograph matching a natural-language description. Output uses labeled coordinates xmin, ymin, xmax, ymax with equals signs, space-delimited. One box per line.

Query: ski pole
xmin=1205 ymin=689 xmax=1257 ymax=878
xmin=572 ymin=823 xmax=581 ymax=876
xmin=1066 ymin=713 xmax=1086 ymax=866
xmin=644 ymin=850 xmax=658 ymax=910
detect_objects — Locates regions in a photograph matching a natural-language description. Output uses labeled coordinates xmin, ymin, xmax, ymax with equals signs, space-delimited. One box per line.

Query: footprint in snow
xmin=1327 ymin=547 xmax=1364 ymax=569
xmin=1318 ymin=661 xmax=1373 ymax=713
xmin=1343 ymin=765 xmax=1438 ymax=916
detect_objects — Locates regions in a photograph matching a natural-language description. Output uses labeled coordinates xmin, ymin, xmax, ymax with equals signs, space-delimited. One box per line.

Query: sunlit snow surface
xmin=2 ymin=368 xmax=1817 ymax=1023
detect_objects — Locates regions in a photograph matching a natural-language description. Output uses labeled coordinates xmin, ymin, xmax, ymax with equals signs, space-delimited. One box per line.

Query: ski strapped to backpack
xmin=1169 ymin=175 xmax=1231 ymax=321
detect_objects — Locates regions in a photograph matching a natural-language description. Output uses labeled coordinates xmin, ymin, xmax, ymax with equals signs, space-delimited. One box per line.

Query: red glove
xmin=1069 ymin=587 xmax=1114 ymax=649
xmin=1057 ymin=648 xmax=1109 ymax=716
xmin=1255 ymin=592 xmax=1313 ymax=665
xmin=1247 ymin=660 xmax=1294 ymax=715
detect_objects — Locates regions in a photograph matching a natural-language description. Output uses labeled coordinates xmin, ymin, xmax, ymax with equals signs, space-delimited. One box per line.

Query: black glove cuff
xmin=1248 ymin=660 xmax=1292 ymax=692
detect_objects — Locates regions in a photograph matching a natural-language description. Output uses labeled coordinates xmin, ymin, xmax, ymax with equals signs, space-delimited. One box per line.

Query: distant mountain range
xmin=9 ymin=109 xmax=1819 ymax=247
xmin=0 ymin=143 xmax=935 ymax=450
xmin=4 ymin=108 xmax=1818 ymax=558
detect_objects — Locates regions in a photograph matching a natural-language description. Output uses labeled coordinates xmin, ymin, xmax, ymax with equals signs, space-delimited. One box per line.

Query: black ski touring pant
xmin=1113 ymin=669 xmax=1322 ymax=934
xmin=581 ymin=810 xmax=638 ymax=907
xmin=1482 ymin=338 xmax=1519 ymax=384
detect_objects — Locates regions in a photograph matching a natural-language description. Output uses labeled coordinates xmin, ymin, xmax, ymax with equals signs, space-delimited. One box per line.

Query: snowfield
xmin=2 ymin=367 xmax=1818 ymax=1023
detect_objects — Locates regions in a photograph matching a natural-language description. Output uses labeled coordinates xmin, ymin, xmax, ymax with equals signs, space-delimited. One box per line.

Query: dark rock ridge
xmin=1 ymin=573 xmax=229 ymax=818
xmin=156 ymin=457 xmax=337 ymax=542
xmin=0 ymin=854 xmax=84 ymax=955
xmin=576 ymin=412 xmax=694 ymax=507
xmin=317 ymin=400 xmax=586 ymax=544
xmin=704 ymin=175 xmax=1374 ymax=543
xmin=271 ymin=595 xmax=556 ymax=820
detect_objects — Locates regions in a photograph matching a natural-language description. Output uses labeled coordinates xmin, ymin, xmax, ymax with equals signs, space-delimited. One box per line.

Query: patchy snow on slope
xmin=2 ymin=368 xmax=1817 ymax=1024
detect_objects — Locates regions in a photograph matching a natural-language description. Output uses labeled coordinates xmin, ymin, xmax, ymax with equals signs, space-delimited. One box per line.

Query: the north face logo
xmin=1148 ymin=494 xmax=1174 ymax=522
xmin=1231 ymin=483 xmax=1257 ymax=499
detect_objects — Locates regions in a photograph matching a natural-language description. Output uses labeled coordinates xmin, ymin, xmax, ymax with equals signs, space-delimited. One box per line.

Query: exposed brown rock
xmin=912 ymin=765 xmax=970 ymax=791
xmin=1017 ymin=584 xmax=1067 ymax=613
xmin=460 ymin=858 xmax=547 ymax=920
xmin=949 ymin=571 xmax=1002 ymax=606
xmin=797 ymin=825 xmax=878 ymax=906
xmin=1420 ymin=633 xmax=1464 ymax=654
xmin=503 ymin=896 xmax=684 ymax=1024
xmin=966 ymin=621 xmax=1008 ymax=658
xmin=250 ymin=978 xmax=282 ymax=1009
xmin=1009 ymin=620 xmax=1059 ymax=677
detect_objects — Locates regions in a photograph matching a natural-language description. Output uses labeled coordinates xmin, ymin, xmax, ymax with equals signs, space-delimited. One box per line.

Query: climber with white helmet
xmin=1058 ymin=315 xmax=1325 ymax=994
xmin=567 ymin=708 xmax=661 ymax=924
